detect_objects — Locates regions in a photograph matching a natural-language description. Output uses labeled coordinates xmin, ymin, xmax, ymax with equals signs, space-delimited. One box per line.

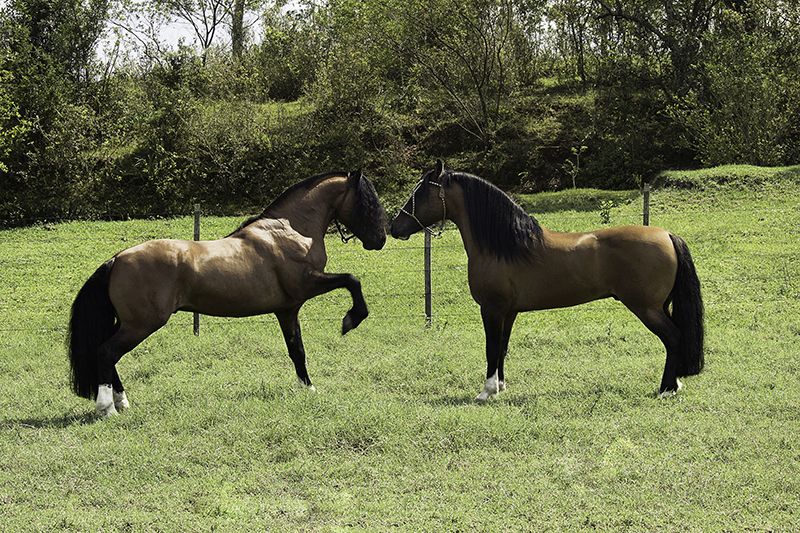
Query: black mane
xmin=227 ymin=172 xmax=346 ymax=236
xmin=428 ymin=170 xmax=543 ymax=262
xmin=229 ymin=171 xmax=386 ymax=236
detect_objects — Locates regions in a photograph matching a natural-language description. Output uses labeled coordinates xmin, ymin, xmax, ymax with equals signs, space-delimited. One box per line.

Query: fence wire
xmin=2 ymin=203 xmax=799 ymax=336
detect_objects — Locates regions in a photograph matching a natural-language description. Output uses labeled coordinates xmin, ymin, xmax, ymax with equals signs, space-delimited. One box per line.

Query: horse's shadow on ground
xmin=422 ymin=393 xmax=541 ymax=408
xmin=2 ymin=412 xmax=97 ymax=429
xmin=423 ymin=384 xmax=664 ymax=409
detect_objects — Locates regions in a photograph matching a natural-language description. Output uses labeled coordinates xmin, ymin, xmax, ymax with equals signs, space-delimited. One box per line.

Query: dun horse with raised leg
xmin=391 ymin=161 xmax=703 ymax=401
xmin=68 ymin=170 xmax=387 ymax=417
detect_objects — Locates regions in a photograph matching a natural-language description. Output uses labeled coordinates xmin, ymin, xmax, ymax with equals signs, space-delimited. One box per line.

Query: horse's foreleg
xmin=497 ymin=312 xmax=518 ymax=388
xmin=304 ymin=271 xmax=368 ymax=335
xmin=276 ymin=308 xmax=315 ymax=392
xmin=477 ymin=307 xmax=511 ymax=401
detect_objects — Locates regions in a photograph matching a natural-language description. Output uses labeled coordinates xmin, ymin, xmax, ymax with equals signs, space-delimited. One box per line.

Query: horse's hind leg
xmin=111 ymin=368 xmax=130 ymax=411
xmin=631 ymin=307 xmax=682 ymax=397
xmin=276 ymin=308 xmax=316 ymax=392
xmin=95 ymin=324 xmax=160 ymax=417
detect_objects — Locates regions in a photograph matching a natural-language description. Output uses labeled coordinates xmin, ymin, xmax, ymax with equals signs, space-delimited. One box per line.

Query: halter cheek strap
xmin=399 ymin=179 xmax=447 ymax=237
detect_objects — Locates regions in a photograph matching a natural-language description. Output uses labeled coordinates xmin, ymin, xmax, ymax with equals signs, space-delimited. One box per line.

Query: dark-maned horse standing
xmin=391 ymin=161 xmax=704 ymax=401
xmin=68 ymin=170 xmax=387 ymax=417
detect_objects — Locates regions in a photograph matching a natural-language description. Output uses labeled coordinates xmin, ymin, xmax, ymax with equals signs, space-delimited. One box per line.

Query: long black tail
xmin=669 ymin=234 xmax=704 ymax=377
xmin=67 ymin=259 xmax=117 ymax=399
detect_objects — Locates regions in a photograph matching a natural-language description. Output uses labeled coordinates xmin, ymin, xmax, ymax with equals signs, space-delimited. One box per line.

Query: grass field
xmin=1 ymin=167 xmax=799 ymax=531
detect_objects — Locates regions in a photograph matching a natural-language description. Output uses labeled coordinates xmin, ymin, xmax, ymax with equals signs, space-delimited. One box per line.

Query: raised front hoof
xmin=341 ymin=310 xmax=367 ymax=335
xmin=657 ymin=378 xmax=683 ymax=399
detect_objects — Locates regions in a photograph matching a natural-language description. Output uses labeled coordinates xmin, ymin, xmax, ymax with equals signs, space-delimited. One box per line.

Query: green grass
xmin=1 ymin=168 xmax=800 ymax=531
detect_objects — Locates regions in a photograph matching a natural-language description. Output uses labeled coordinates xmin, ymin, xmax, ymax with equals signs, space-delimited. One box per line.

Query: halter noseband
xmin=399 ymin=179 xmax=447 ymax=237
xmin=333 ymin=176 xmax=357 ymax=243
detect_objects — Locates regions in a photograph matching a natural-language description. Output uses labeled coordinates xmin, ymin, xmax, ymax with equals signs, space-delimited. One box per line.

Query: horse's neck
xmin=445 ymin=191 xmax=480 ymax=259
xmin=267 ymin=178 xmax=345 ymax=238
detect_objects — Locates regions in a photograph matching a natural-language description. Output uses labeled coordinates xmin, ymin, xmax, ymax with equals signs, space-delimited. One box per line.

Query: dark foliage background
xmin=2 ymin=0 xmax=799 ymax=222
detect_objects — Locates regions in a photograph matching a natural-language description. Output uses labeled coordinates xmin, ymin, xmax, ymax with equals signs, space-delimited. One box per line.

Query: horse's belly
xmin=471 ymin=265 xmax=609 ymax=312
xmin=519 ymin=287 xmax=608 ymax=311
xmin=173 ymin=256 xmax=296 ymax=318
xmin=179 ymin=278 xmax=294 ymax=317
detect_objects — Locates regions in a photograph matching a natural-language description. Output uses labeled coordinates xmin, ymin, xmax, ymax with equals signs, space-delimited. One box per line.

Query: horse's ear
xmin=348 ymin=169 xmax=363 ymax=185
xmin=435 ymin=159 xmax=444 ymax=178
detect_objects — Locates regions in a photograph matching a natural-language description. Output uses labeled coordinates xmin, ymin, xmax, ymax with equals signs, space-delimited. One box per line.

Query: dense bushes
xmin=2 ymin=0 xmax=800 ymax=223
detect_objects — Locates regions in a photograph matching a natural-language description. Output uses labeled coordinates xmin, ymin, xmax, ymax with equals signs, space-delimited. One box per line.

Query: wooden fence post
xmin=643 ymin=183 xmax=650 ymax=226
xmin=424 ymin=231 xmax=432 ymax=328
xmin=193 ymin=204 xmax=201 ymax=336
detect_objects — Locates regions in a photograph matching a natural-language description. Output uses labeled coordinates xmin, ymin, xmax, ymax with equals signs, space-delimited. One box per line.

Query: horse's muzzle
xmin=363 ymin=235 xmax=387 ymax=250
xmin=390 ymin=219 xmax=411 ymax=240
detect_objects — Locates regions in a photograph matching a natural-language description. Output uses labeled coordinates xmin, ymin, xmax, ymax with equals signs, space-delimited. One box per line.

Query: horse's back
xmin=108 ymin=225 xmax=322 ymax=319
xmin=471 ymin=225 xmax=678 ymax=312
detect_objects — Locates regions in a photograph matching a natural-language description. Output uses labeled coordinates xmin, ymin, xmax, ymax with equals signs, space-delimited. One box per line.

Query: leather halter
xmin=399 ymin=179 xmax=447 ymax=237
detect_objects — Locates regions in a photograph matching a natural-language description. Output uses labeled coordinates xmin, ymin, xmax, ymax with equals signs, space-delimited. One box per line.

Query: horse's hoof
xmin=296 ymin=377 xmax=317 ymax=393
xmin=114 ymin=391 xmax=130 ymax=411
xmin=341 ymin=310 xmax=367 ymax=334
xmin=657 ymin=378 xmax=683 ymax=398
xmin=95 ymin=405 xmax=118 ymax=418
xmin=475 ymin=372 xmax=502 ymax=401
xmin=95 ymin=384 xmax=118 ymax=418
xmin=342 ymin=315 xmax=355 ymax=334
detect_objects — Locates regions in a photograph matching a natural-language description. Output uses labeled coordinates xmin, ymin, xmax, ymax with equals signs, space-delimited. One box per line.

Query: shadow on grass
xmin=422 ymin=394 xmax=480 ymax=407
xmin=424 ymin=382 xmax=662 ymax=410
xmin=2 ymin=411 xmax=98 ymax=429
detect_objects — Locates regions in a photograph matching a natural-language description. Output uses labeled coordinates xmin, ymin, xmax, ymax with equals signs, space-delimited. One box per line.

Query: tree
xmin=670 ymin=4 xmax=799 ymax=166
xmin=594 ymin=0 xmax=719 ymax=99
xmin=0 ymin=66 xmax=29 ymax=174
xmin=548 ymin=0 xmax=592 ymax=85
xmin=0 ymin=0 xmax=110 ymax=219
xmin=109 ymin=0 xmax=262 ymax=65
xmin=375 ymin=0 xmax=528 ymax=151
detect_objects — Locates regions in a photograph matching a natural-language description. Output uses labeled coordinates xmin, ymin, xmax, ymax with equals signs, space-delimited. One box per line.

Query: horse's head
xmin=336 ymin=170 xmax=388 ymax=250
xmin=391 ymin=160 xmax=447 ymax=240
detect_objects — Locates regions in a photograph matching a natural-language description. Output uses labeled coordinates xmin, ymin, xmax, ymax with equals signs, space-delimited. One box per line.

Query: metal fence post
xmin=424 ymin=231 xmax=432 ymax=328
xmin=643 ymin=183 xmax=650 ymax=226
xmin=193 ymin=204 xmax=201 ymax=336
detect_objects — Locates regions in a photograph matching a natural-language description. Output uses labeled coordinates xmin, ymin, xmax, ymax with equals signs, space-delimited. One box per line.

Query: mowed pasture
xmin=1 ymin=168 xmax=800 ymax=531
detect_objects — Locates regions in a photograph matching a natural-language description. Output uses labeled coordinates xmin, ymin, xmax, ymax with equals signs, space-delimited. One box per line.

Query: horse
xmin=390 ymin=160 xmax=704 ymax=401
xmin=68 ymin=170 xmax=387 ymax=417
